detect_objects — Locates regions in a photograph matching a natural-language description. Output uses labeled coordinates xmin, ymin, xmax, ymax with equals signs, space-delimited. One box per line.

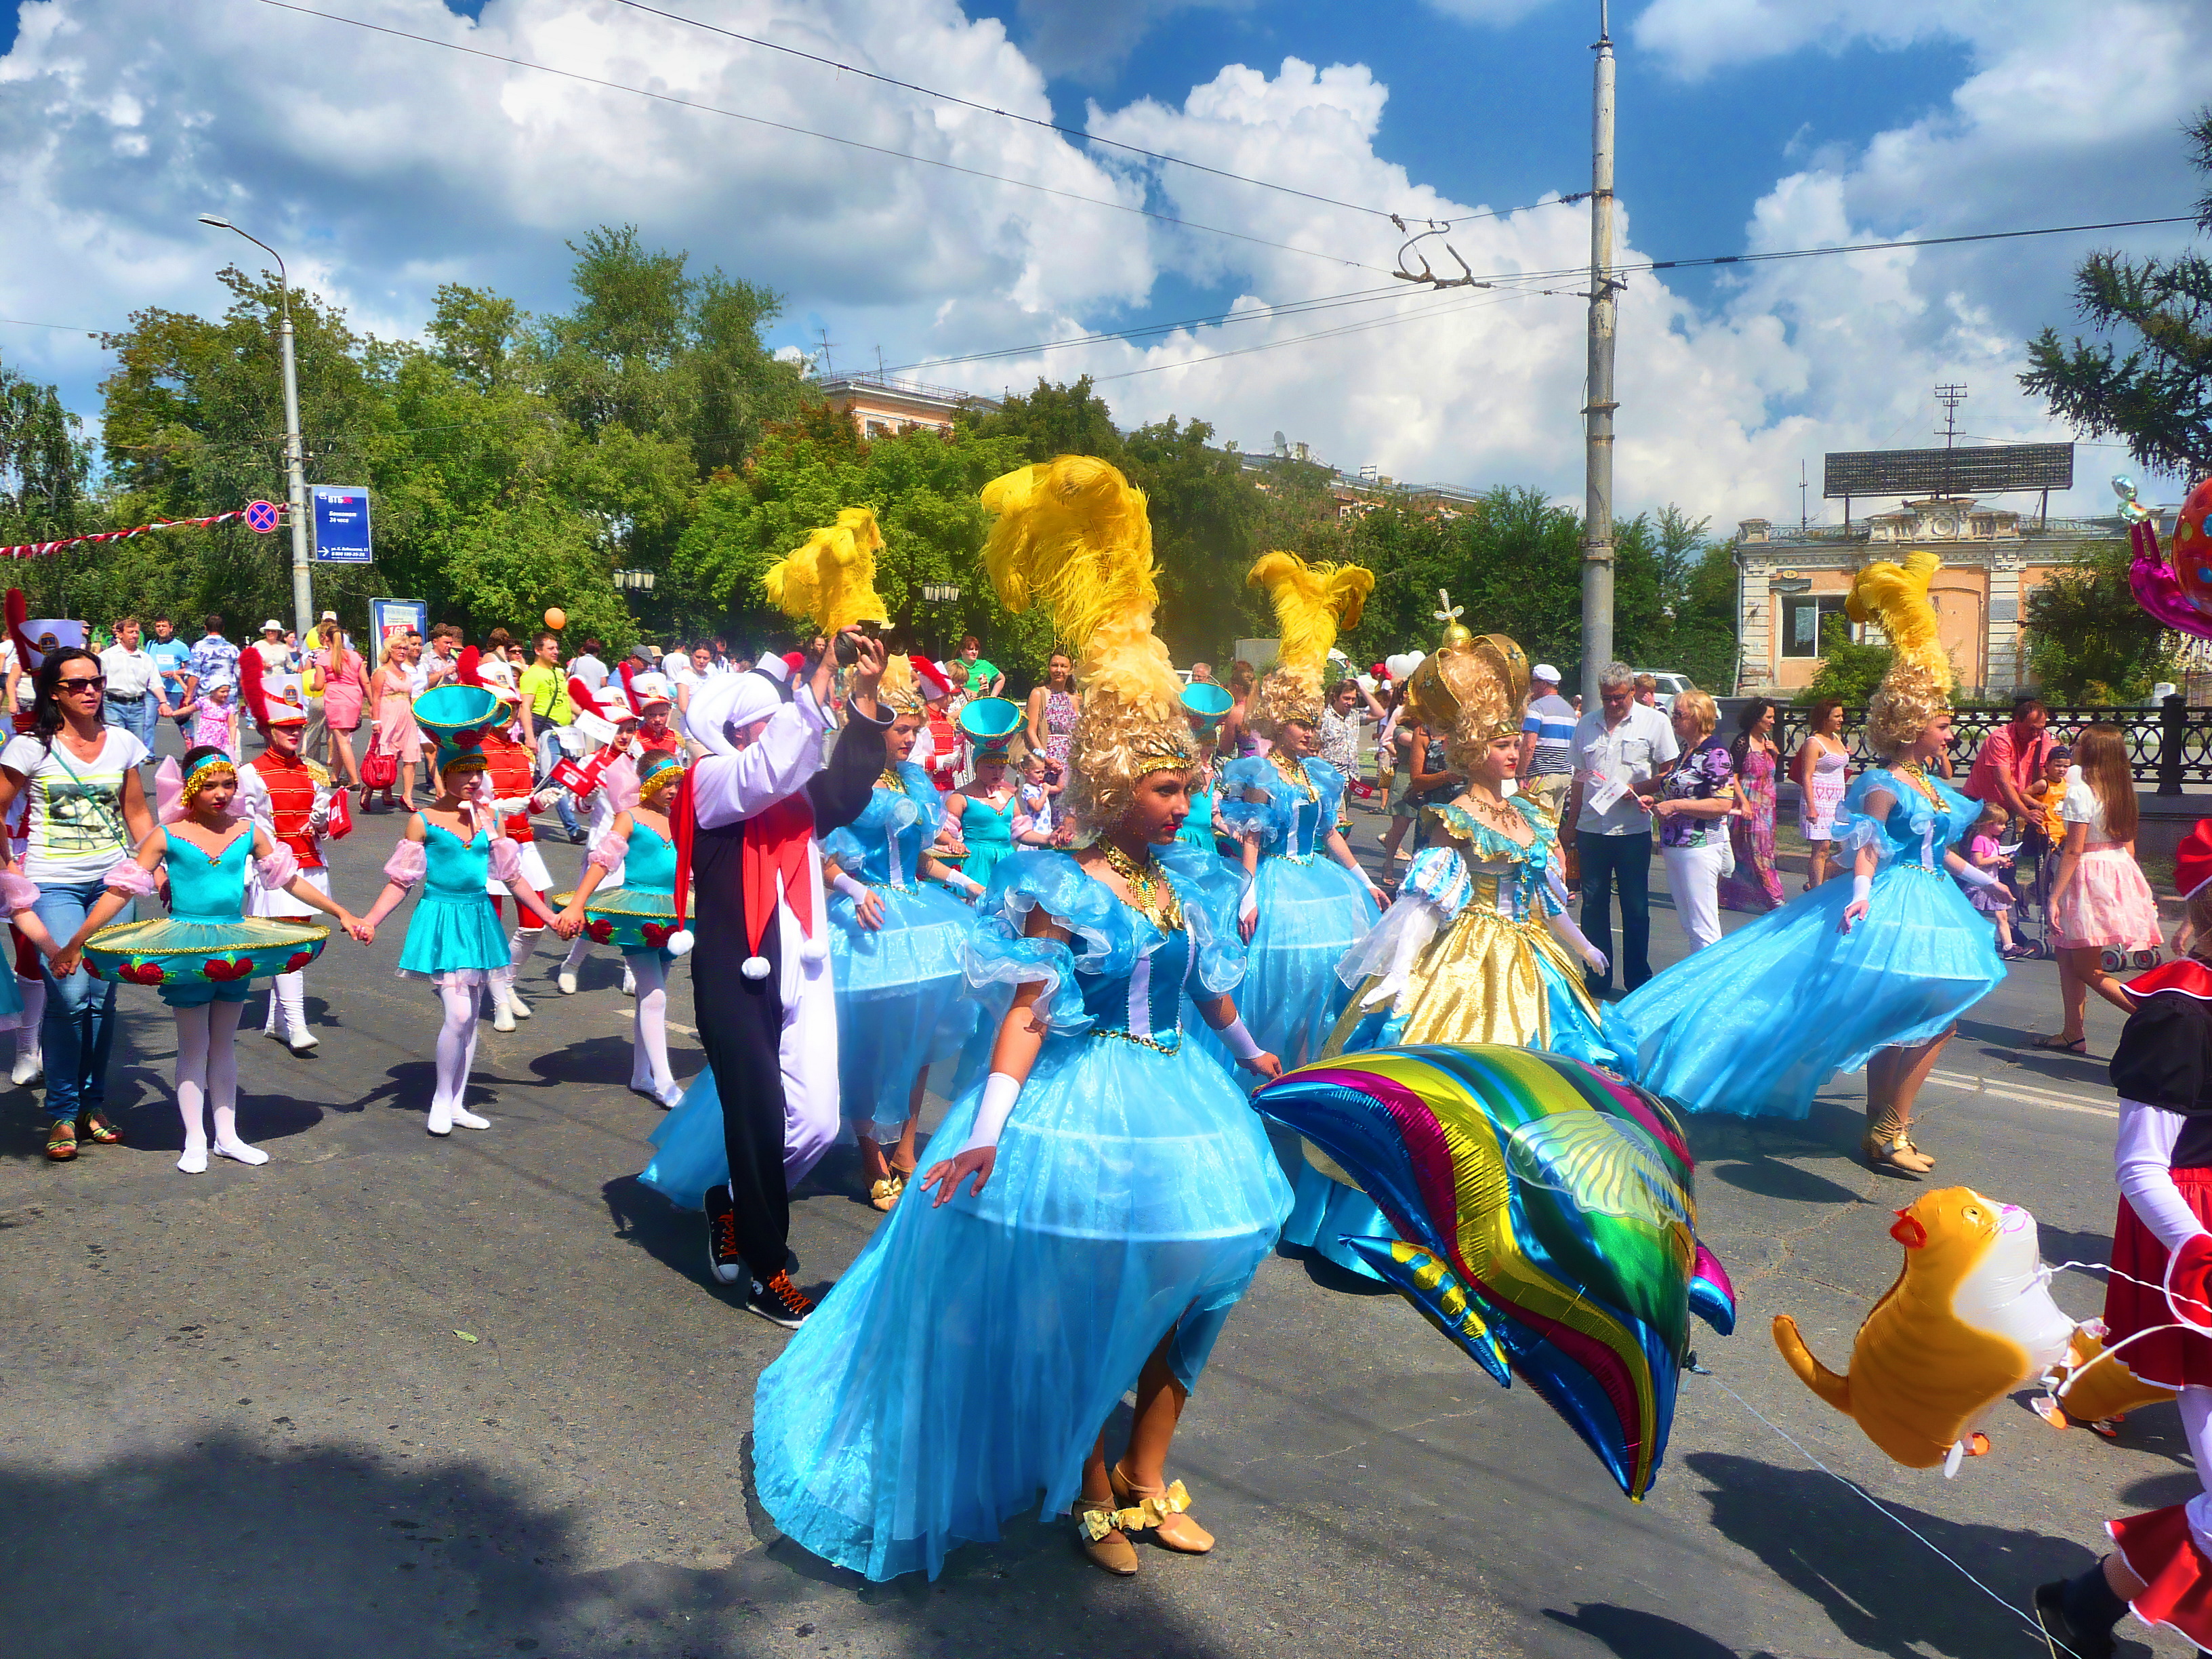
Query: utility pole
xmin=200 ymin=215 xmax=313 ymax=637
xmin=1579 ymin=0 xmax=1619 ymax=709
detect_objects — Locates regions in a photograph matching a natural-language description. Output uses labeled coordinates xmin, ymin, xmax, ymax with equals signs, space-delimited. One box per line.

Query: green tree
xmin=1795 ymin=615 xmax=1893 ymax=705
xmin=961 ymin=375 xmax=1126 ymax=464
xmin=0 ymin=357 xmax=93 ymax=546
xmin=1122 ymin=416 xmax=1263 ymax=664
xmin=2024 ymin=542 xmax=2180 ymax=702
xmin=2019 ymin=107 xmax=2212 ymax=475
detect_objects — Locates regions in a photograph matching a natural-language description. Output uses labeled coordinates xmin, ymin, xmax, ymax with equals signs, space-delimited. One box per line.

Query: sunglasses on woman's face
xmin=58 ymin=675 xmax=106 ymax=693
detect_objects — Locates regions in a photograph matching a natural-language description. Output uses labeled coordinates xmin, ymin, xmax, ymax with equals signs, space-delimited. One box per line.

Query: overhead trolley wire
xmin=258 ymin=0 xmax=1399 ymax=279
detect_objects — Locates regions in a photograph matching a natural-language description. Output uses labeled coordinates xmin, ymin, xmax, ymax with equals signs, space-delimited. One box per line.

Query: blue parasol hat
xmin=958 ymin=696 xmax=1026 ymax=760
xmin=1181 ymin=681 xmax=1233 ymax=726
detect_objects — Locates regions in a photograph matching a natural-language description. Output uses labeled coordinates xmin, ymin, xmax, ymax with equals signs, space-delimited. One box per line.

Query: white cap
xmin=262 ymin=618 xmax=285 ymax=633
xmin=1532 ymin=662 xmax=1561 ymax=683
xmin=320 ymin=610 xmax=337 ymax=622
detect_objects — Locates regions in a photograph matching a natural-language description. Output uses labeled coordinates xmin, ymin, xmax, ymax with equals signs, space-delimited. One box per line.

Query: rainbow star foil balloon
xmin=2123 ymin=474 xmax=2212 ymax=640
xmin=1254 ymin=1044 xmax=1736 ymax=1500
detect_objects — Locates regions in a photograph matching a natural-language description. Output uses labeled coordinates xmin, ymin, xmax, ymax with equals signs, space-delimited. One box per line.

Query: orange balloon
xmin=544 ymin=607 xmax=567 ymax=631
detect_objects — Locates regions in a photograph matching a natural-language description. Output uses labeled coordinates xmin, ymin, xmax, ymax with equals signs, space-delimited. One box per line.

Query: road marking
xmin=1925 ymin=1067 xmax=2116 ymax=1118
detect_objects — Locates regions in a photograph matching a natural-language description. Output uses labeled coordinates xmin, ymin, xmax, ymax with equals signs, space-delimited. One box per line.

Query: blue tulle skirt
xmin=638 ymin=1069 xmax=729 ymax=1210
xmin=827 ymin=884 xmax=977 ymax=1136
xmin=1237 ymin=855 xmax=1378 ymax=1067
xmin=751 ymin=1027 xmax=1292 ymax=1582
xmin=1616 ymin=862 xmax=2005 ymax=1119
xmin=396 ymin=891 xmax=510 ymax=983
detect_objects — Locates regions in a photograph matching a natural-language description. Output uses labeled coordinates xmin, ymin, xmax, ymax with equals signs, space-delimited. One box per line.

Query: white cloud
xmin=1 ymin=0 xmax=2206 ymax=539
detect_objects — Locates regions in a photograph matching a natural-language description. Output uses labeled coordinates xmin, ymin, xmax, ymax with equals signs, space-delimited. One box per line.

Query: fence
xmin=1769 ymin=697 xmax=2211 ymax=793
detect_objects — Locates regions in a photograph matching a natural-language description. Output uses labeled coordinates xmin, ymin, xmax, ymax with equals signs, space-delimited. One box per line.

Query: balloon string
xmin=1698 ymin=1364 xmax=2091 ymax=1658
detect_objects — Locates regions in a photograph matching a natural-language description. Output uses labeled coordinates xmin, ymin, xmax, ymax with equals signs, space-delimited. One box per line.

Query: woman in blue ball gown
xmin=751 ymin=453 xmax=1291 ymax=1582
xmin=1615 ymin=554 xmax=2009 ymax=1175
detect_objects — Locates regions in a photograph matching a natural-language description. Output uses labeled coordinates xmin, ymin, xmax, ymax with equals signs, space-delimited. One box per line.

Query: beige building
xmin=1732 ymin=497 xmax=2144 ymax=698
xmin=815 ymin=374 xmax=998 ymax=439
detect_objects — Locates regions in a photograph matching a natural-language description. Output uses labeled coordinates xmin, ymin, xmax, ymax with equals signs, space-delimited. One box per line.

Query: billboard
xmin=369 ymin=598 xmax=426 ymax=659
xmin=1823 ymin=443 xmax=2074 ymax=499
xmin=312 ymin=485 xmax=373 ymax=562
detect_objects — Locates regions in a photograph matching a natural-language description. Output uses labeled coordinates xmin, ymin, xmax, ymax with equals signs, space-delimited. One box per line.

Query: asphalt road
xmin=0 ymin=756 xmax=2198 ymax=1659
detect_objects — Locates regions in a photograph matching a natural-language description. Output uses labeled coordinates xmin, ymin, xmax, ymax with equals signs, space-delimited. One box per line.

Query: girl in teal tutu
xmin=552 ymin=749 xmax=691 ymax=1108
xmin=944 ymin=697 xmax=1025 ymax=888
xmin=1220 ymin=552 xmax=1389 ymax=1067
xmin=1616 ymin=554 xmax=2011 ymax=1175
xmin=1176 ymin=680 xmax=1235 ymax=859
xmin=359 ymin=723 xmax=558 ymax=1138
xmin=752 ymin=455 xmax=1290 ymax=1582
xmin=58 ymin=747 xmax=367 ymax=1172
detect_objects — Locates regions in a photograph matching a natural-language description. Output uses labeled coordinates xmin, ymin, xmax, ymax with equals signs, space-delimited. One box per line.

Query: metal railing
xmin=1771 ymin=697 xmax=2211 ymax=792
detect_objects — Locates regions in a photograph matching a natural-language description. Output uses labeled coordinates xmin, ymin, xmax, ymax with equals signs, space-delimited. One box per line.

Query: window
xmin=1782 ymin=595 xmax=1850 ymax=658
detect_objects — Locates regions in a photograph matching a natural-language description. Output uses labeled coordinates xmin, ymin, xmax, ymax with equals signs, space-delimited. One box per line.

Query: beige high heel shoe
xmin=1863 ymin=1110 xmax=1933 ymax=1177
xmin=1109 ymin=1462 xmax=1213 ymax=1555
xmin=1074 ymin=1498 xmax=1139 ymax=1576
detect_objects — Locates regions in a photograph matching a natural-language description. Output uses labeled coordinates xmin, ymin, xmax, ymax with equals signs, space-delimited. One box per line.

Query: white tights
xmin=430 ymin=981 xmax=491 ymax=1135
xmin=262 ymin=970 xmax=306 ymax=1037
xmin=2179 ymin=1387 xmax=2212 ymax=1555
xmin=15 ymin=972 xmax=43 ymax=1066
xmin=176 ymin=1000 xmax=260 ymax=1173
xmin=630 ymin=956 xmax=676 ymax=1103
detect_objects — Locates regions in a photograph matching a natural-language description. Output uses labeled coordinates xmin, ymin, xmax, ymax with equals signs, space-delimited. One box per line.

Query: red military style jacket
xmin=247 ymin=750 xmax=329 ymax=870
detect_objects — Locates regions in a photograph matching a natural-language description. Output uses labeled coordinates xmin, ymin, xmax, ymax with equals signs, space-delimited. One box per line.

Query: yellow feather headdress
xmin=982 ymin=455 xmax=1192 ymax=829
xmin=1845 ymin=550 xmax=1951 ymax=757
xmin=762 ymin=507 xmax=893 ymax=636
xmin=1245 ymin=551 xmax=1375 ymax=735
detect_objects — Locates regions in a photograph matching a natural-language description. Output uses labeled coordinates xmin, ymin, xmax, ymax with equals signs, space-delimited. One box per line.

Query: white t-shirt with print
xmin=1 ymin=729 xmax=150 ymax=882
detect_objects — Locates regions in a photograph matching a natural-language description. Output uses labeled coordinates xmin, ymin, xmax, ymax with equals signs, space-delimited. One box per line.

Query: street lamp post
xmin=199 ymin=214 xmax=313 ymax=639
xmin=920 ymin=581 xmax=962 ymax=658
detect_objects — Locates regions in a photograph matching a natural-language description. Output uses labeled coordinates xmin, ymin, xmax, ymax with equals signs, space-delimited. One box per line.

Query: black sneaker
xmin=703 ymin=1185 xmax=743 ymax=1286
xmin=2033 ymin=1580 xmax=2114 ymax=1659
xmin=746 ymin=1269 xmax=815 ymax=1330
xmin=568 ymin=829 xmax=588 ymax=844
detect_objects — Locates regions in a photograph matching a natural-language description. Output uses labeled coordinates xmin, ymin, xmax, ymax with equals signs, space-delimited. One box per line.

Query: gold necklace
xmin=1896 ymin=761 xmax=1944 ymax=809
xmin=1269 ymin=751 xmax=1318 ymax=801
xmin=1099 ymin=839 xmax=1185 ymax=933
xmin=877 ymin=768 xmax=905 ymax=792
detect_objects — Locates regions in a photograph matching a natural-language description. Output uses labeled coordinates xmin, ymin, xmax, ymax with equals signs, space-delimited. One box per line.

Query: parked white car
xmin=1634 ymin=670 xmax=1695 ymax=712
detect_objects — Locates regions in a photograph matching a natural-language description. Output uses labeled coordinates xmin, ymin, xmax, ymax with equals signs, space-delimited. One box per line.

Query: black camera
xmin=834 ymin=619 xmax=882 ymax=666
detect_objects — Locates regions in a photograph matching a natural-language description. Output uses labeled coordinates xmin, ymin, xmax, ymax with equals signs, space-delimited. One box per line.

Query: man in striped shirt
xmin=1517 ymin=662 xmax=1577 ymax=827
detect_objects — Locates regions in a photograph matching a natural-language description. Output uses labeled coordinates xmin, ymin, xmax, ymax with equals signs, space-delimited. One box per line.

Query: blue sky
xmin=1 ymin=0 xmax=2203 ymax=519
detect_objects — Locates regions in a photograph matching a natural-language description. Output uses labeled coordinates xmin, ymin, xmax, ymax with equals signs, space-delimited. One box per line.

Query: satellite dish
xmin=1273 ymin=430 xmax=1289 ymax=457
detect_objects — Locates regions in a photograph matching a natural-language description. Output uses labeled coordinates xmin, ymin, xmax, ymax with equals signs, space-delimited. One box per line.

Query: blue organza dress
xmin=750 ymin=845 xmax=1292 ymax=1582
xmin=1218 ymin=753 xmax=1379 ymax=1066
xmin=820 ymin=762 xmax=978 ymax=1136
xmin=1288 ymin=796 xmax=1629 ymax=1276
xmin=1615 ymin=764 xmax=2005 ymax=1118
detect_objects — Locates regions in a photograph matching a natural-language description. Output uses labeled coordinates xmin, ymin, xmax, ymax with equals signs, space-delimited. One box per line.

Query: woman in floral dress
xmin=1719 ymin=697 xmax=1786 ymax=912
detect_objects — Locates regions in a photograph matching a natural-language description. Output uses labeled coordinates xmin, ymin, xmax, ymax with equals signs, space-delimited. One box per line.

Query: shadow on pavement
xmin=1542 ymin=1602 xmax=1769 ymax=1658
xmin=0 ymin=1429 xmax=1249 ymax=1659
xmin=1685 ymin=1450 xmax=2144 ymax=1659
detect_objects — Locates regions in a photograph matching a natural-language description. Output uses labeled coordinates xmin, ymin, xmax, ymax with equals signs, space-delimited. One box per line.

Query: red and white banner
xmin=0 ymin=508 xmax=251 ymax=560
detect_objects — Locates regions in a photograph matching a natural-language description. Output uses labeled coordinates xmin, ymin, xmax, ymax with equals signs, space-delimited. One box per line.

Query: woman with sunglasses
xmin=0 ymin=649 xmax=157 ymax=1160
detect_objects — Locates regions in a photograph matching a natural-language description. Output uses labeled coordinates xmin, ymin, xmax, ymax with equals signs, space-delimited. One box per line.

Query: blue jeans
xmin=103 ymin=695 xmax=157 ymax=756
xmin=1576 ymin=830 xmax=1653 ymax=996
xmin=34 ymin=878 xmax=131 ymax=1120
xmin=535 ymin=725 xmax=581 ymax=836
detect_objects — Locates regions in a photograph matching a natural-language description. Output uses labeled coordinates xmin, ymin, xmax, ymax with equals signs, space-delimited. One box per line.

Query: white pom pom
xmin=800 ymin=935 xmax=828 ymax=965
xmin=741 ymin=955 xmax=770 ymax=980
xmin=665 ymin=928 xmax=695 ymax=958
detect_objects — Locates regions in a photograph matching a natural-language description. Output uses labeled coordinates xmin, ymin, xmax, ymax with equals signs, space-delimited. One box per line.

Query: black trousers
xmin=1577 ymin=830 xmax=1654 ymax=995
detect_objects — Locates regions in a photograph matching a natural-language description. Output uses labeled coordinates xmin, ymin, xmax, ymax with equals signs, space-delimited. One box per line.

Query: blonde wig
xmin=1845 ymin=552 xmax=1950 ymax=759
xmin=981 ymin=455 xmax=1191 ymax=833
xmin=762 ymin=506 xmax=893 ymax=636
xmin=1245 ymin=551 xmax=1374 ymax=738
xmin=1433 ymin=634 xmax=1532 ymax=769
xmin=876 ymin=651 xmax=924 ymax=716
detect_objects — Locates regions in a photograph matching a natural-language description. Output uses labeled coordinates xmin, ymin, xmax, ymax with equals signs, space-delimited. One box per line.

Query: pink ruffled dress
xmin=2049 ymin=769 xmax=2162 ymax=951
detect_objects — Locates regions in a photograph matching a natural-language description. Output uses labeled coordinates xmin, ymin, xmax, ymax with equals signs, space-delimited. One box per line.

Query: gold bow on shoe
xmin=1079 ymin=1504 xmax=1147 ymax=1542
xmin=1121 ymin=1481 xmax=1191 ymax=1530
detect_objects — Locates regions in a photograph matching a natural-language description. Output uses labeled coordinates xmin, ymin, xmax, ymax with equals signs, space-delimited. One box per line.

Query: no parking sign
xmin=244 ymin=499 xmax=279 ymax=535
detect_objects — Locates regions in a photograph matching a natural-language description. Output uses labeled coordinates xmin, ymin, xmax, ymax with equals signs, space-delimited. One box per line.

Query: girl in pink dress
xmin=2041 ymin=722 xmax=2162 ymax=1054
xmin=369 ymin=641 xmax=426 ymax=813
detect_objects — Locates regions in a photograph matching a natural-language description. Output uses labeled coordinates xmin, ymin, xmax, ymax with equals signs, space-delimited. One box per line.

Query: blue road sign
xmin=311 ymin=486 xmax=372 ymax=563
xmin=244 ymin=499 xmax=279 ymax=535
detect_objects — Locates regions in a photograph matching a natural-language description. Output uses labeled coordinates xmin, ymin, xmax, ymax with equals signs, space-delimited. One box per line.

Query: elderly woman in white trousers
xmin=1645 ymin=689 xmax=1744 ymax=951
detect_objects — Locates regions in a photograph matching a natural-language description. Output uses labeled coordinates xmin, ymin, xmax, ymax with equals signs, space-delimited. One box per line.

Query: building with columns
xmin=1731 ymin=497 xmax=2150 ymax=698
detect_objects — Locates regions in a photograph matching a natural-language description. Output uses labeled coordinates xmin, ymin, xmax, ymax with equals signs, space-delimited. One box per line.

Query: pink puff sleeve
xmin=487 ymin=837 xmax=525 ymax=886
xmin=0 ymin=870 xmax=37 ymax=916
xmin=587 ymin=832 xmax=628 ymax=874
xmin=104 ymin=859 xmax=158 ymax=897
xmin=255 ymin=845 xmax=301 ymax=890
xmin=382 ymin=839 xmax=426 ymax=888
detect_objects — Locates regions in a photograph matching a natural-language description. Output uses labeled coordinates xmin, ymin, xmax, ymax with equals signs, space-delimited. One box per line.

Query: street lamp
xmin=612 ymin=569 xmax=657 ymax=593
xmin=919 ymin=581 xmax=962 ymax=656
xmin=198 ymin=213 xmax=312 ymax=638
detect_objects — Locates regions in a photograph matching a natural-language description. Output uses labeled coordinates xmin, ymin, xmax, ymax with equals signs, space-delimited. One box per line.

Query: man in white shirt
xmin=100 ymin=617 xmax=165 ymax=762
xmin=1564 ymin=660 xmax=1680 ymax=997
xmin=569 ymin=638 xmax=609 ymax=691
